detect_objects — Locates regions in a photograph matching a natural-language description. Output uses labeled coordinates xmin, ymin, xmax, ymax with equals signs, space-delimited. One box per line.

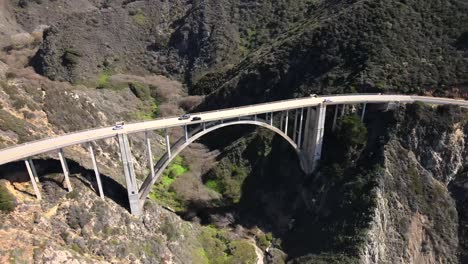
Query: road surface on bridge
xmin=0 ymin=94 xmax=466 ymax=165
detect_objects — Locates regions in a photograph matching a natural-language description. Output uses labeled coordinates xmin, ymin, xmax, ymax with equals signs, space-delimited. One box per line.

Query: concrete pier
xmin=88 ymin=144 xmax=105 ymax=200
xmin=299 ymin=104 xmax=326 ymax=174
xmin=58 ymin=149 xmax=73 ymax=192
xmin=25 ymin=159 xmax=41 ymax=200
xmin=118 ymin=133 xmax=142 ymax=216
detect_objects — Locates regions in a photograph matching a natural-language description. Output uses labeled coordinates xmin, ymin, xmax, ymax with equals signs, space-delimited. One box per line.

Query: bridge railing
xmin=0 ymin=93 xmax=460 ymax=155
xmin=0 ymin=94 xmax=332 ymax=153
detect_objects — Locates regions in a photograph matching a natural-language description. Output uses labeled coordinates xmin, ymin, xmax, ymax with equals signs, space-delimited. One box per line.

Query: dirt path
xmin=249 ymin=239 xmax=264 ymax=264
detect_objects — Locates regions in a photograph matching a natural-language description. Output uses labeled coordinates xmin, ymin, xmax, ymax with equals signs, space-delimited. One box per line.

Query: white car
xmin=112 ymin=121 xmax=125 ymax=130
xmin=322 ymin=99 xmax=332 ymax=103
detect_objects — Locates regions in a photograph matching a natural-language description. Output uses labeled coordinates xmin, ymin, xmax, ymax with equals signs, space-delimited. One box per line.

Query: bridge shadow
xmin=0 ymin=158 xmax=129 ymax=211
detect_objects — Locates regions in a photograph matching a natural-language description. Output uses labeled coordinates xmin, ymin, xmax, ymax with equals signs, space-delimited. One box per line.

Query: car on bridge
xmin=191 ymin=116 xmax=202 ymax=121
xmin=178 ymin=114 xmax=191 ymax=120
xmin=322 ymin=99 xmax=332 ymax=103
xmin=112 ymin=121 xmax=125 ymax=130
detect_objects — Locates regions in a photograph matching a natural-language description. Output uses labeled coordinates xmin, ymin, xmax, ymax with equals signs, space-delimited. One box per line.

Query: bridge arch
xmin=138 ymin=119 xmax=299 ymax=203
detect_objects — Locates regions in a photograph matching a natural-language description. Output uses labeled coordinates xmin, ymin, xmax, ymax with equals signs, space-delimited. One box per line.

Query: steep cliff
xmin=361 ymin=104 xmax=467 ymax=263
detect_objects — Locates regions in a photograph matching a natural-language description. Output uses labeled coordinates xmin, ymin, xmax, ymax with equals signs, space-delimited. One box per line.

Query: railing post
xmin=117 ymin=133 xmax=142 ymax=216
xmin=165 ymin=128 xmax=172 ymax=158
xmin=58 ymin=149 xmax=73 ymax=192
xmin=25 ymin=159 xmax=41 ymax=200
xmin=88 ymin=144 xmax=104 ymax=200
xmin=145 ymin=131 xmax=156 ymax=180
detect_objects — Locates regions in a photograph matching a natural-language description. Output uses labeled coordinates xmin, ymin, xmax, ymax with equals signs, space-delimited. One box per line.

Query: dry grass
xmin=179 ymin=96 xmax=204 ymax=112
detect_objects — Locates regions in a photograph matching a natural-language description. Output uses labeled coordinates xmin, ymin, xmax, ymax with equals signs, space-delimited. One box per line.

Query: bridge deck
xmin=0 ymin=94 xmax=466 ymax=165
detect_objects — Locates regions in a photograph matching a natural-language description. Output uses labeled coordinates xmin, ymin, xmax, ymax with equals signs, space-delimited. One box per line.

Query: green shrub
xmin=148 ymin=156 xmax=189 ymax=211
xmin=205 ymin=179 xmax=223 ymax=193
xmin=129 ymin=82 xmax=151 ymax=100
xmin=0 ymin=184 xmax=16 ymax=213
xmin=66 ymin=189 xmax=79 ymax=200
xmin=96 ymin=69 xmax=114 ymax=89
xmin=228 ymin=240 xmax=257 ymax=264
xmin=131 ymin=10 xmax=148 ymax=26
xmin=198 ymin=226 xmax=257 ymax=264
xmin=256 ymin=232 xmax=273 ymax=250
xmin=336 ymin=115 xmax=368 ymax=148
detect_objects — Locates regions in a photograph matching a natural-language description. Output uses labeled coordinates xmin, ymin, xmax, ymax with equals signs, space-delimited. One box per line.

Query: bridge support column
xmin=165 ymin=128 xmax=172 ymax=158
xmin=58 ymin=149 xmax=73 ymax=192
xmin=25 ymin=159 xmax=41 ymax=200
xmin=332 ymin=105 xmax=339 ymax=132
xmin=293 ymin=109 xmax=298 ymax=142
xmin=284 ymin=110 xmax=289 ymax=135
xmin=270 ymin=112 xmax=273 ymax=126
xmin=117 ymin=133 xmax=142 ymax=216
xmin=341 ymin=104 xmax=346 ymax=117
xmin=184 ymin=125 xmax=188 ymax=142
xmin=145 ymin=132 xmax=155 ymax=181
xmin=297 ymin=108 xmax=304 ymax=146
xmin=88 ymin=144 xmax=105 ymax=200
xmin=299 ymin=104 xmax=326 ymax=174
xmin=361 ymin=103 xmax=367 ymax=121
xmin=280 ymin=112 xmax=284 ymax=131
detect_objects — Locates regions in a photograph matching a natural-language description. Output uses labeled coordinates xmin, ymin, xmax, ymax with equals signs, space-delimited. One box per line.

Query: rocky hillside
xmin=200 ymin=0 xmax=468 ymax=108
xmin=0 ymin=174 xmax=260 ymax=263
xmin=12 ymin=0 xmax=311 ymax=85
xmin=0 ymin=0 xmax=467 ymax=263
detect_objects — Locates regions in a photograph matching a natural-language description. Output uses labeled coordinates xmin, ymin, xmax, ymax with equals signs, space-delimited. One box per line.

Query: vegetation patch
xmin=0 ymin=184 xmax=16 ymax=213
xmin=130 ymin=10 xmax=148 ymax=26
xmin=131 ymin=101 xmax=159 ymax=120
xmin=336 ymin=115 xmax=368 ymax=148
xmin=197 ymin=226 xmax=257 ymax=264
xmin=148 ymin=156 xmax=189 ymax=211
xmin=129 ymin=82 xmax=151 ymax=100
xmin=0 ymin=109 xmax=37 ymax=143
xmin=96 ymin=69 xmax=115 ymax=89
xmin=204 ymin=162 xmax=249 ymax=203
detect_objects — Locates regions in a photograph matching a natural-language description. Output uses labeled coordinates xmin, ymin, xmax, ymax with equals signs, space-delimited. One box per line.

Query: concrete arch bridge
xmin=0 ymin=94 xmax=467 ymax=215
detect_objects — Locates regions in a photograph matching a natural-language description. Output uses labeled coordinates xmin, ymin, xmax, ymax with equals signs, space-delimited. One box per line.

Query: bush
xmin=129 ymin=82 xmax=151 ymax=100
xmin=130 ymin=10 xmax=148 ymax=26
xmin=0 ymin=184 xmax=16 ymax=213
xmin=336 ymin=115 xmax=367 ymax=148
xmin=229 ymin=240 xmax=257 ymax=264
xmin=96 ymin=69 xmax=114 ymax=89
